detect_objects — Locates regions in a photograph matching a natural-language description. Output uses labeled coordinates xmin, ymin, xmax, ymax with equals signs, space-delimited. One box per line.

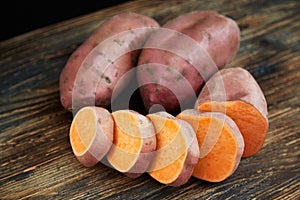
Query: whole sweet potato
xmin=195 ymin=67 xmax=268 ymax=157
xmin=137 ymin=10 xmax=240 ymax=113
xmin=59 ymin=13 xmax=159 ymax=112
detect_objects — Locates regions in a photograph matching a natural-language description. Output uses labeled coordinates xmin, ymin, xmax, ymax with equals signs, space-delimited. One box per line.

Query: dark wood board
xmin=1 ymin=0 xmax=299 ymax=199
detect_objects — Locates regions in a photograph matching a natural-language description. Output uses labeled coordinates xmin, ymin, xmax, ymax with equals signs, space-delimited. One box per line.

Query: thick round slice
xmin=59 ymin=12 xmax=159 ymax=111
xmin=70 ymin=106 xmax=114 ymax=167
xmin=147 ymin=112 xmax=199 ymax=186
xmin=106 ymin=110 xmax=156 ymax=178
xmin=177 ymin=109 xmax=244 ymax=182
xmin=195 ymin=67 xmax=268 ymax=157
xmin=138 ymin=10 xmax=240 ymax=113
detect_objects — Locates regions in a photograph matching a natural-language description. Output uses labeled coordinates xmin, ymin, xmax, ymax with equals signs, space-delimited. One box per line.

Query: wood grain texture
xmin=1 ymin=0 xmax=299 ymax=199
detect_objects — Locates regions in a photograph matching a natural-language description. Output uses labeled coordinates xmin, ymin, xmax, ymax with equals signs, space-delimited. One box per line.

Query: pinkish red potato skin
xmin=138 ymin=10 xmax=240 ymax=112
xmin=195 ymin=67 xmax=268 ymax=122
xmin=59 ymin=13 xmax=159 ymax=111
xmin=148 ymin=112 xmax=200 ymax=186
xmin=72 ymin=107 xmax=114 ymax=167
xmin=170 ymin=119 xmax=200 ymax=186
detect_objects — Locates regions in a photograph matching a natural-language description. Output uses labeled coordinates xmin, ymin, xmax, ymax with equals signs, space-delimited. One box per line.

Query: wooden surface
xmin=1 ymin=0 xmax=299 ymax=199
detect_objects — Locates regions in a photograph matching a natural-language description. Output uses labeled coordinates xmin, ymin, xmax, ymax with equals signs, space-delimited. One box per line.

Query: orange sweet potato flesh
xmin=177 ymin=110 xmax=244 ymax=182
xmin=70 ymin=106 xmax=114 ymax=167
xmin=106 ymin=110 xmax=156 ymax=178
xmin=198 ymin=101 xmax=268 ymax=157
xmin=147 ymin=112 xmax=199 ymax=186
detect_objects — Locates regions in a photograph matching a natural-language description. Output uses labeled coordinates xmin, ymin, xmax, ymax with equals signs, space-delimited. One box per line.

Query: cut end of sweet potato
xmin=107 ymin=110 xmax=156 ymax=176
xmin=147 ymin=112 xmax=199 ymax=186
xmin=70 ymin=106 xmax=114 ymax=167
xmin=198 ymin=100 xmax=268 ymax=157
xmin=70 ymin=107 xmax=97 ymax=155
xmin=177 ymin=110 xmax=244 ymax=182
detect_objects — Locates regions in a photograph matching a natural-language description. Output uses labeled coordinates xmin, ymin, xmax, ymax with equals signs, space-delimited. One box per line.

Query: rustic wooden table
xmin=1 ymin=0 xmax=299 ymax=199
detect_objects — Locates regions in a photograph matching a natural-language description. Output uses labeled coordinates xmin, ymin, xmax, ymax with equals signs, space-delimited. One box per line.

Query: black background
xmin=0 ymin=0 xmax=130 ymax=41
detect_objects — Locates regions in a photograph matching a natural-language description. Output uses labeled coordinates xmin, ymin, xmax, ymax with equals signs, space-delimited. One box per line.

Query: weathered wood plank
xmin=0 ymin=0 xmax=299 ymax=199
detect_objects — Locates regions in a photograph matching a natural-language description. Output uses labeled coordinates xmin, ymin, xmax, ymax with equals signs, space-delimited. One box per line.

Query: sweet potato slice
xmin=199 ymin=101 xmax=268 ymax=157
xmin=147 ymin=112 xmax=199 ymax=186
xmin=70 ymin=106 xmax=114 ymax=167
xmin=177 ymin=109 xmax=244 ymax=182
xmin=106 ymin=110 xmax=156 ymax=178
xmin=195 ymin=67 xmax=268 ymax=157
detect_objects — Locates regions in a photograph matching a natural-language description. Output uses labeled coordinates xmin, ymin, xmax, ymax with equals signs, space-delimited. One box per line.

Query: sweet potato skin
xmin=147 ymin=112 xmax=199 ymax=186
xmin=70 ymin=106 xmax=114 ymax=167
xmin=195 ymin=67 xmax=268 ymax=120
xmin=138 ymin=11 xmax=240 ymax=112
xmin=170 ymin=119 xmax=200 ymax=186
xmin=59 ymin=13 xmax=159 ymax=111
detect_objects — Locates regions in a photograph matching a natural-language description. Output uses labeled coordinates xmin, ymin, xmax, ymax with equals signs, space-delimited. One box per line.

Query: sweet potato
xmin=195 ymin=67 xmax=268 ymax=157
xmin=177 ymin=109 xmax=244 ymax=182
xmin=147 ymin=112 xmax=199 ymax=186
xmin=69 ymin=106 xmax=114 ymax=167
xmin=106 ymin=110 xmax=156 ymax=178
xmin=59 ymin=13 xmax=159 ymax=112
xmin=137 ymin=10 xmax=240 ymax=113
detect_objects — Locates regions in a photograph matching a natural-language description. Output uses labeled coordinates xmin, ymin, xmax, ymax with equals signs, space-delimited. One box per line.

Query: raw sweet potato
xmin=69 ymin=106 xmax=114 ymax=167
xmin=147 ymin=112 xmax=199 ymax=186
xmin=137 ymin=10 xmax=240 ymax=113
xmin=195 ymin=67 xmax=268 ymax=157
xmin=177 ymin=109 xmax=244 ymax=182
xmin=106 ymin=110 xmax=156 ymax=178
xmin=59 ymin=13 xmax=159 ymax=112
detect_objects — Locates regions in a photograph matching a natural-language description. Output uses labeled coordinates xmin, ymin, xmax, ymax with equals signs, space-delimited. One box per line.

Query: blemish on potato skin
xmin=63 ymin=77 xmax=69 ymax=84
xmin=92 ymin=42 xmax=99 ymax=48
xmin=166 ymin=66 xmax=172 ymax=72
xmin=114 ymin=71 xmax=119 ymax=77
xmin=102 ymin=76 xmax=111 ymax=84
xmin=176 ymin=74 xmax=184 ymax=81
xmin=70 ymin=53 xmax=79 ymax=60
xmin=129 ymin=29 xmax=135 ymax=34
xmin=143 ymin=60 xmax=151 ymax=64
xmin=113 ymin=39 xmax=123 ymax=46
xmin=83 ymin=63 xmax=91 ymax=69
xmin=94 ymin=50 xmax=104 ymax=56
xmin=203 ymin=31 xmax=212 ymax=41
xmin=79 ymin=89 xmax=86 ymax=95
xmin=107 ymin=58 xmax=114 ymax=64
xmin=146 ymin=67 xmax=155 ymax=76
